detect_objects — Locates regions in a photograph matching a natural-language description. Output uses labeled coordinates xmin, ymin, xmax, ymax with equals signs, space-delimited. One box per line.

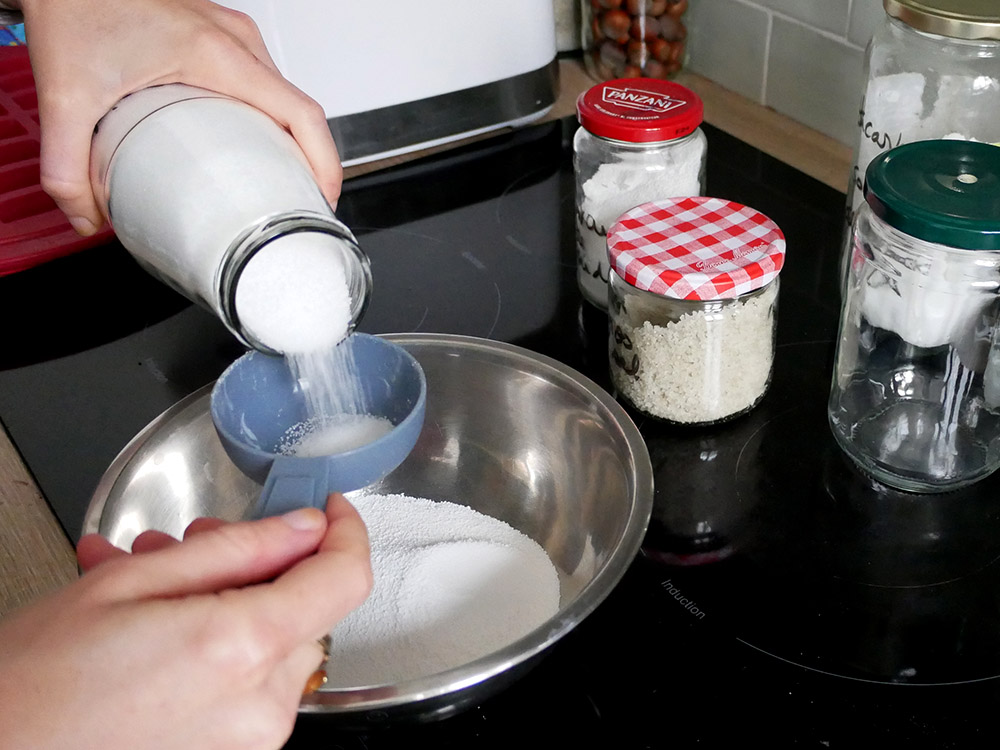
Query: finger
xmin=35 ymin=99 xmax=106 ymax=235
xmin=237 ymin=494 xmax=372 ymax=649
xmin=181 ymin=52 xmax=342 ymax=208
xmin=93 ymin=507 xmax=329 ymax=602
xmin=183 ymin=516 xmax=227 ymax=539
xmin=76 ymin=533 xmax=128 ymax=572
xmin=131 ymin=529 xmax=180 ymax=555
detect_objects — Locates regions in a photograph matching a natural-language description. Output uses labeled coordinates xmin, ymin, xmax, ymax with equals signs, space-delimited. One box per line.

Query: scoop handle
xmin=256 ymin=455 xmax=331 ymax=518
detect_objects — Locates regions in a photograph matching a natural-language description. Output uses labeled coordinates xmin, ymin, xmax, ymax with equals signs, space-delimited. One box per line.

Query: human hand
xmin=15 ymin=0 xmax=343 ymax=236
xmin=0 ymin=493 xmax=371 ymax=750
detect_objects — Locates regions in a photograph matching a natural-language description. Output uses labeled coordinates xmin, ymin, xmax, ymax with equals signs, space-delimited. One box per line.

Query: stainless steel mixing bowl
xmin=83 ymin=333 xmax=654 ymax=725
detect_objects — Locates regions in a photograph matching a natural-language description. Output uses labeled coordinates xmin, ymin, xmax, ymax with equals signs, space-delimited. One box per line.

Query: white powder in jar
xmin=326 ymin=492 xmax=561 ymax=688
xmin=612 ymin=283 xmax=778 ymax=423
xmin=577 ymin=140 xmax=704 ymax=307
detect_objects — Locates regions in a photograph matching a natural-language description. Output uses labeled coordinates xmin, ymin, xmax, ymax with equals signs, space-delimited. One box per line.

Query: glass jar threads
xmin=841 ymin=0 xmax=1000 ymax=279
xmin=582 ymin=0 xmax=689 ymax=81
xmin=607 ymin=197 xmax=786 ymax=424
xmin=829 ymin=140 xmax=1000 ymax=493
xmin=574 ymin=77 xmax=706 ymax=310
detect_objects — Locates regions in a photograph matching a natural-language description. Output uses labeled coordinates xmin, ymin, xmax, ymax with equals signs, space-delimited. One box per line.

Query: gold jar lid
xmin=884 ymin=0 xmax=1000 ymax=40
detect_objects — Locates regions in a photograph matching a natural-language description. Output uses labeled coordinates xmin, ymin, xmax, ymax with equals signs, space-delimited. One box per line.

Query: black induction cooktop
xmin=2 ymin=113 xmax=1000 ymax=747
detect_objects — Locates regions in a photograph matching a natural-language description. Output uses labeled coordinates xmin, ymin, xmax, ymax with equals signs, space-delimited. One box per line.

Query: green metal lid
xmin=884 ymin=0 xmax=1000 ymax=40
xmin=864 ymin=139 xmax=1000 ymax=250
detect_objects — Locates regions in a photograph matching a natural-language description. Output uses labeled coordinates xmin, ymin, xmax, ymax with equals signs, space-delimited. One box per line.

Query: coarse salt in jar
xmin=607 ymin=197 xmax=786 ymax=424
xmin=574 ymin=77 xmax=706 ymax=309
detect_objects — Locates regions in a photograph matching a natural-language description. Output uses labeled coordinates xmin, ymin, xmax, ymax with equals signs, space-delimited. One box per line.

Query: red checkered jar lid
xmin=607 ymin=197 xmax=786 ymax=301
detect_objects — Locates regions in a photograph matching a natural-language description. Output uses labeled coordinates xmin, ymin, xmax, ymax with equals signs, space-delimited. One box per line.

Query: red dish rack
xmin=0 ymin=45 xmax=114 ymax=276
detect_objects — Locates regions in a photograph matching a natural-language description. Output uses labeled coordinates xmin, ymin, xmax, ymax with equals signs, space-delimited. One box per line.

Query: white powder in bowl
xmin=326 ymin=492 xmax=561 ymax=688
xmin=612 ymin=283 xmax=777 ymax=423
xmin=235 ymin=231 xmax=353 ymax=355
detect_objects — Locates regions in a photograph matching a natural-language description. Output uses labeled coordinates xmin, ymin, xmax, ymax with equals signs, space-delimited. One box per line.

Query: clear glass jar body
xmin=91 ymin=84 xmax=372 ymax=352
xmin=581 ymin=0 xmax=689 ymax=80
xmin=574 ymin=126 xmax=706 ymax=309
xmin=841 ymin=15 xmax=1000 ymax=284
xmin=829 ymin=205 xmax=1000 ymax=492
xmin=608 ymin=270 xmax=779 ymax=424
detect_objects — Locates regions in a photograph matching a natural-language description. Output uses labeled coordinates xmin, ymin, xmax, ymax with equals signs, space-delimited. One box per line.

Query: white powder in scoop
xmin=326 ymin=492 xmax=561 ymax=688
xmin=235 ymin=231 xmax=353 ymax=355
xmin=279 ymin=414 xmax=392 ymax=456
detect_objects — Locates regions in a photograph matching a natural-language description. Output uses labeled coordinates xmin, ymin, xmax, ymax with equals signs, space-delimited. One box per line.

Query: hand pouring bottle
xmin=89 ymin=84 xmax=372 ymax=354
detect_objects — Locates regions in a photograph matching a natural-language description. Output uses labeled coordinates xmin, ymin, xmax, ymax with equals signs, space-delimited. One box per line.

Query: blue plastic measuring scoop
xmin=210 ymin=333 xmax=426 ymax=518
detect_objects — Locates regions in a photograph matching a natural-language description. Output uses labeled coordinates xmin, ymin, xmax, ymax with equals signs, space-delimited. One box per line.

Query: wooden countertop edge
xmin=0 ymin=424 xmax=77 ymax=617
xmin=0 ymin=58 xmax=853 ymax=618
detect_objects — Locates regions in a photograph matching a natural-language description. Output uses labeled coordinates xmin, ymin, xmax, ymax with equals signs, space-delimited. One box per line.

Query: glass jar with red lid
xmin=574 ymin=77 xmax=706 ymax=309
xmin=607 ymin=197 xmax=786 ymax=425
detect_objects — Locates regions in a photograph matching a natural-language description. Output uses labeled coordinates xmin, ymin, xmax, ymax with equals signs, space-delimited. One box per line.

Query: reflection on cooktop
xmin=639 ymin=335 xmax=1000 ymax=687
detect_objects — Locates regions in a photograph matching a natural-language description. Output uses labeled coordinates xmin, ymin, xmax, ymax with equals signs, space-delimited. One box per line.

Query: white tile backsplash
xmin=682 ymin=0 xmax=886 ymax=148
xmin=848 ymin=0 xmax=885 ymax=47
xmin=685 ymin=0 xmax=771 ymax=102
xmin=753 ymin=0 xmax=850 ymax=35
xmin=766 ymin=17 xmax=866 ymax=144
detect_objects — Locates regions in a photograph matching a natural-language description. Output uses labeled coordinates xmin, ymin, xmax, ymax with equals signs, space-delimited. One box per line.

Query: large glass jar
xmin=582 ymin=0 xmax=689 ymax=81
xmin=607 ymin=197 xmax=785 ymax=425
xmin=574 ymin=77 xmax=706 ymax=309
xmin=90 ymin=84 xmax=372 ymax=354
xmin=830 ymin=140 xmax=1000 ymax=493
xmin=840 ymin=0 xmax=1000 ymax=284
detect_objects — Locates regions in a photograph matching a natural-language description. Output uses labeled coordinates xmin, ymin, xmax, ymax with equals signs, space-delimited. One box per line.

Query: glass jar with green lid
xmin=830 ymin=139 xmax=1000 ymax=493
xmin=840 ymin=0 xmax=1000 ymax=286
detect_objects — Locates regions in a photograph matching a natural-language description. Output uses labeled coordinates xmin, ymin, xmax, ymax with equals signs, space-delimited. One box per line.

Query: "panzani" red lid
xmin=607 ymin=197 xmax=786 ymax=301
xmin=576 ymin=77 xmax=703 ymax=143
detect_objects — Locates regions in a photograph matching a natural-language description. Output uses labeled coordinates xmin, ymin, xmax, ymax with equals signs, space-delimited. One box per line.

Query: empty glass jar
xmin=829 ymin=139 xmax=1000 ymax=493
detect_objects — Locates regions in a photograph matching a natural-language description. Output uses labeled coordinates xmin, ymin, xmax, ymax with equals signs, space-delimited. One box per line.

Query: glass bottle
xmin=574 ymin=77 xmax=706 ymax=310
xmin=90 ymin=84 xmax=372 ymax=354
xmin=841 ymin=0 xmax=1000 ymax=286
xmin=581 ymin=0 xmax=689 ymax=81
xmin=607 ymin=196 xmax=785 ymax=425
xmin=830 ymin=139 xmax=1000 ymax=493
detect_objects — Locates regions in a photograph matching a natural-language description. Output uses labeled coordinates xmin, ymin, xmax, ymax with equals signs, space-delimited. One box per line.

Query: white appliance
xmin=220 ymin=1 xmax=559 ymax=166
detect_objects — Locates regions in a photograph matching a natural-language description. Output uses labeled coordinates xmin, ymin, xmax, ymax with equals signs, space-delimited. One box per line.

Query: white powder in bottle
xmin=612 ymin=283 xmax=778 ymax=424
xmin=577 ymin=141 xmax=704 ymax=307
xmin=326 ymin=492 xmax=561 ymax=688
xmin=236 ymin=231 xmax=382 ymax=456
xmin=235 ymin=232 xmax=353 ymax=356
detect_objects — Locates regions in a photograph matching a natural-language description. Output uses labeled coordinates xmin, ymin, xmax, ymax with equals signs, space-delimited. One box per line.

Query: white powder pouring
xmin=234 ymin=232 xmax=391 ymax=458
xmin=326 ymin=492 xmax=561 ymax=688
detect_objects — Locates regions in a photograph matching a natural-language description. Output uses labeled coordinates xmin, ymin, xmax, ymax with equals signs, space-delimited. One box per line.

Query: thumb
xmin=36 ymin=100 xmax=105 ymax=236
